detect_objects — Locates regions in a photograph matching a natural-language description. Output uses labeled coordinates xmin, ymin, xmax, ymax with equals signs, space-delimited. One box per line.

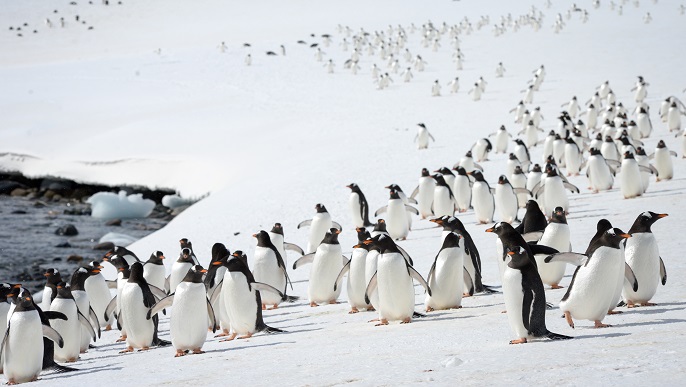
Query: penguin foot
xmin=606 ymin=310 xmax=623 ymax=315
xmin=463 ymin=293 xmax=472 ymax=298
xmin=426 ymin=307 xmax=434 ymax=312
xmin=309 ymin=302 xmax=319 ymax=307
xmin=115 ymin=335 xmax=127 ymax=342
xmin=594 ymin=321 xmax=612 ymax=328
xmin=214 ymin=329 xmax=231 ymax=337
xmin=400 ymin=317 xmax=411 ymax=324
xmin=175 ymin=350 xmax=186 ymax=357
xmin=450 ymin=305 xmax=463 ymax=310
xmin=262 ymin=304 xmax=267 ymax=310
xmin=375 ymin=319 xmax=389 ymax=326
xmin=139 ymin=346 xmax=150 ymax=352
xmin=564 ymin=312 xmax=575 ymax=329
xmin=366 ymin=306 xmax=376 ymax=312
xmin=549 ymin=284 xmax=564 ymax=289
xmin=348 ymin=307 xmax=359 ymax=314
xmin=328 ymin=300 xmax=339 ymax=304
xmin=105 ymin=324 xmax=112 ymax=331
xmin=67 ymin=357 xmax=78 ymax=363
xmin=509 ymin=338 xmax=527 ymax=344
xmin=268 ymin=305 xmax=279 ymax=310
xmin=237 ymin=333 xmax=253 ymax=340
xmin=220 ymin=333 xmax=237 ymax=342
xmin=119 ymin=346 xmax=134 ymax=354
xmin=368 ymin=318 xmax=380 ymax=323
xmin=192 ymin=349 xmax=205 ymax=355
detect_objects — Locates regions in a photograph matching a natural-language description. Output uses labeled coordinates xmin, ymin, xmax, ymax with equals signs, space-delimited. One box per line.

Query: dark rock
xmin=11 ymin=210 xmax=27 ymax=214
xmin=106 ymin=218 xmax=122 ymax=226
xmin=55 ymin=224 xmax=78 ymax=236
xmin=43 ymin=190 xmax=56 ymax=200
xmin=52 ymin=194 xmax=63 ymax=202
xmin=40 ymin=178 xmax=74 ymax=193
xmin=67 ymin=255 xmax=83 ymax=263
xmin=33 ymin=201 xmax=48 ymax=208
xmin=10 ymin=188 xmax=28 ymax=197
xmin=93 ymin=241 xmax=114 ymax=251
xmin=56 ymin=241 xmax=72 ymax=248
xmin=53 ymin=257 xmax=62 ymax=262
xmin=0 ymin=180 xmax=25 ymax=194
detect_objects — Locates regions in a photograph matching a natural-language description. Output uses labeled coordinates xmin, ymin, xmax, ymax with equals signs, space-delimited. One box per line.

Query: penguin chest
xmin=121 ymin=285 xmax=154 ymax=348
xmin=50 ymin=299 xmax=80 ymax=361
xmin=472 ymin=183 xmax=494 ymax=221
xmin=4 ymin=311 xmax=43 ymax=383
xmin=453 ymin=177 xmax=471 ymax=209
xmin=143 ymin=264 xmax=167 ymax=292
xmin=308 ymin=244 xmax=343 ymax=303
xmin=543 ymin=178 xmax=568 ymax=213
xmin=417 ymin=128 xmax=429 ymax=147
xmin=433 ymin=186 xmax=454 ymax=217
xmin=535 ymin=224 xmax=569 ymax=285
xmin=349 ymin=193 xmax=364 ymax=227
xmin=307 ymin=213 xmax=332 ymax=253
xmin=223 ymin=272 xmax=258 ymax=334
xmin=495 ymin=185 xmax=517 ymax=223
xmin=588 ymin=157 xmax=613 ymax=190
xmin=623 ymin=233 xmax=660 ymax=302
xmin=347 ymin=249 xmax=369 ymax=307
xmin=620 ymin=161 xmax=643 ymax=197
xmin=377 ymin=253 xmax=415 ymax=321
xmin=365 ymin=251 xmax=380 ymax=308
xmin=426 ymin=248 xmax=464 ymax=308
xmin=502 ymin=267 xmax=529 ymax=339
xmin=72 ymin=290 xmax=92 ymax=351
xmin=171 ymin=283 xmax=208 ymax=350
xmin=252 ymin=247 xmax=285 ymax=305
xmin=40 ymin=287 xmax=53 ymax=312
xmin=386 ymin=200 xmax=409 ymax=239
xmin=170 ymin=262 xmax=193 ymax=292
xmin=654 ymin=149 xmax=673 ymax=179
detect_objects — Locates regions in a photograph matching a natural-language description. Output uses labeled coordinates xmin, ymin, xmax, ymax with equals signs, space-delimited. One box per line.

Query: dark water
xmin=0 ymin=195 xmax=169 ymax=291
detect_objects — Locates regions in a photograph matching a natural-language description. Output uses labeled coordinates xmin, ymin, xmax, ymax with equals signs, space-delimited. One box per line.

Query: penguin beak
xmin=657 ymin=213 xmax=668 ymax=218
xmin=362 ymin=240 xmax=373 ymax=245
xmin=92 ymin=270 xmax=101 ymax=274
xmin=621 ymin=233 xmax=631 ymax=239
xmin=353 ymin=243 xmax=362 ymax=248
xmin=102 ymin=257 xmax=110 ymax=262
xmin=160 ymin=255 xmax=165 ymax=260
xmin=200 ymin=269 xmax=208 ymax=273
xmin=334 ymin=229 xmax=341 ymax=234
xmin=118 ymin=268 xmax=124 ymax=272
xmin=24 ymin=297 xmax=31 ymax=301
xmin=485 ymin=228 xmax=494 ymax=233
xmin=212 ymin=261 xmax=222 ymax=266
xmin=467 ymin=172 xmax=473 ymax=175
xmin=97 ymin=265 xmax=104 ymax=269
xmin=507 ymin=251 xmax=515 ymax=256
xmin=429 ymin=219 xmax=442 ymax=225
xmin=252 ymin=234 xmax=258 ymax=238
xmin=12 ymin=284 xmax=21 ymax=289
xmin=57 ymin=285 xmax=63 ymax=289
xmin=43 ymin=273 xmax=50 ymax=277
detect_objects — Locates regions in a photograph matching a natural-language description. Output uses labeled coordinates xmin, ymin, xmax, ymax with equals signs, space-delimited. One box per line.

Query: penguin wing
xmin=147 ymin=294 xmax=174 ymax=320
xmin=396 ymin=245 xmax=414 ymax=266
xmin=209 ymin=280 xmax=223 ymax=305
xmin=638 ymin=165 xmax=658 ymax=175
xmin=670 ymin=150 xmax=678 ymax=157
xmin=43 ymin=311 xmax=68 ymax=321
xmin=149 ymin=284 xmax=168 ymax=301
xmin=0 ymin=322 xmax=8 ymax=363
xmin=297 ymin=219 xmax=312 ymax=229
xmin=165 ymin=276 xmax=170 ymax=293
xmin=374 ymin=206 xmax=388 ymax=217
xmin=543 ymin=252 xmax=588 ymax=266
xmin=404 ymin=204 xmax=419 ymax=215
xmin=88 ymin=305 xmax=101 ymax=338
xmin=426 ymin=259 xmax=437 ymax=284
xmin=563 ymin=182 xmax=580 ymax=194
xmin=660 ymin=257 xmax=667 ymax=285
xmin=206 ymin=297 xmax=217 ymax=333
xmin=331 ymin=221 xmax=343 ymax=231
xmin=513 ymin=188 xmax=532 ymax=196
xmin=104 ymin=295 xmax=117 ymax=322
xmin=284 ymin=242 xmax=305 ymax=255
xmin=77 ymin=310 xmax=97 ymax=342
xmin=42 ymin=325 xmax=64 ymax=348
xmin=252 ymin=282 xmax=286 ymax=300
xmin=292 ymin=254 xmax=315 ymax=270
xmin=407 ymin=266 xmax=431 ymax=296
xmin=624 ymin=263 xmax=639 ymax=292
xmin=364 ymin=272 xmax=378 ymax=305
xmin=410 ymin=186 xmax=419 ymax=199
xmin=473 ymin=162 xmax=484 ymax=171
xmin=463 ymin=267 xmax=474 ymax=296
xmin=463 ymin=234 xmax=482 ymax=274
xmin=407 ymin=196 xmax=418 ymax=204
xmin=333 ymin=260 xmax=351 ymax=292
xmin=106 ymin=279 xmax=118 ymax=289
xmin=272 ymin=247 xmax=292 ymax=291
xmin=522 ymin=231 xmax=543 ymax=243
xmin=521 ymin=286 xmax=533 ymax=332
xmin=429 ymin=133 xmax=435 ymax=142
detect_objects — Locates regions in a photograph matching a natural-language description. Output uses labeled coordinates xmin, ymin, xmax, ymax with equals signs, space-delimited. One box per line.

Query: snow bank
xmin=86 ymin=191 xmax=155 ymax=220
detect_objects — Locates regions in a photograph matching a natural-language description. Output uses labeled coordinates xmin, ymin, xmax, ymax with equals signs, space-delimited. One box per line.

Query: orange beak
xmin=252 ymin=234 xmax=258 ymax=238
xmin=200 ymin=269 xmax=208 ymax=273
xmin=485 ymin=228 xmax=494 ymax=233
xmin=507 ymin=251 xmax=515 ymax=256
xmin=658 ymin=213 xmax=668 ymax=218
xmin=621 ymin=233 xmax=631 ymax=238
xmin=212 ymin=261 xmax=222 ymax=266
xmin=92 ymin=269 xmax=101 ymax=274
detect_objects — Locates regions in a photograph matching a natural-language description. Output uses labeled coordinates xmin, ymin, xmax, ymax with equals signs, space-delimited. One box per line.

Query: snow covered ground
xmin=2 ymin=0 xmax=686 ymax=385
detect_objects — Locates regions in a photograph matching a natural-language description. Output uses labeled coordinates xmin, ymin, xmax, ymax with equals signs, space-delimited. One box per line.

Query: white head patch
xmin=77 ymin=267 xmax=88 ymax=274
xmin=607 ymin=229 xmax=616 ymax=236
xmin=642 ymin=211 xmax=652 ymax=219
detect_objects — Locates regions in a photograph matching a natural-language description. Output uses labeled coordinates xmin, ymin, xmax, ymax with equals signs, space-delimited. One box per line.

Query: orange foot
xmin=607 ymin=310 xmax=623 ymax=315
xmin=550 ymin=284 xmax=564 ymax=289
xmin=565 ymin=311 xmax=575 ymax=329
xmin=175 ymin=350 xmax=186 ymax=357
xmin=115 ymin=335 xmax=127 ymax=343
xmin=463 ymin=293 xmax=472 ymax=298
xmin=138 ymin=346 xmax=150 ymax=352
xmin=192 ymin=349 xmax=205 ymax=355
xmin=310 ymin=302 xmax=318 ymax=307
xmin=262 ymin=304 xmax=267 ymax=310
xmin=366 ymin=306 xmax=376 ymax=312
xmin=238 ymin=333 xmax=253 ymax=340
xmin=119 ymin=346 xmax=134 ymax=354
xmin=7 ymin=379 xmax=16 ymax=385
xmin=426 ymin=306 xmax=434 ymax=312
xmin=375 ymin=319 xmax=389 ymax=326
xmin=105 ymin=324 xmax=112 ymax=331
xmin=214 ymin=329 xmax=231 ymax=338
xmin=67 ymin=357 xmax=78 ymax=363
xmin=220 ymin=333 xmax=238 ymax=342
xmin=509 ymin=338 xmax=527 ymax=344
xmin=268 ymin=305 xmax=279 ymax=310
xmin=349 ymin=307 xmax=359 ymax=314
xmin=594 ymin=320 xmax=612 ymax=328
xmin=400 ymin=317 xmax=411 ymax=324
xmin=328 ymin=300 xmax=339 ymax=304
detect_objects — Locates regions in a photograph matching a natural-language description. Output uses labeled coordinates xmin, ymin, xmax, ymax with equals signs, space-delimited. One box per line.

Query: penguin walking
xmin=337 ymin=228 xmax=372 ymax=313
xmin=495 ymin=175 xmax=521 ymax=224
xmin=102 ymin=256 xmax=130 ymax=342
xmin=374 ymin=190 xmax=417 ymax=240
xmin=535 ymin=166 xmax=579 ymax=215
xmin=511 ymin=166 xmax=528 ymax=208
xmin=586 ymin=149 xmax=615 ymax=192
xmin=347 ymin=183 xmax=373 ymax=228
xmin=38 ymin=269 xmax=62 ymax=312
xmin=252 ymin=230 xmax=297 ymax=309
xmin=70 ymin=267 xmax=100 ymax=353
xmin=84 ymin=260 xmax=113 ymax=330
xmin=298 ymin=204 xmax=342 ymax=254
xmin=50 ymin=283 xmax=86 ymax=363
xmin=502 ymin=246 xmax=572 ymax=344
xmin=169 ymin=248 xmax=195 ymax=294
xmin=652 ymin=140 xmax=676 ymax=181
xmin=489 ymin=125 xmax=511 ymax=154
xmin=469 ymin=171 xmax=495 ymax=224
xmin=385 ymin=183 xmax=417 ymax=230
xmin=147 ymin=265 xmax=216 ymax=357
xmin=471 ymin=138 xmax=493 ymax=162
xmin=622 ymin=212 xmax=668 ymax=307
xmin=431 ymin=174 xmax=457 ymax=217
xmin=268 ymin=223 xmax=304 ymax=268
xmin=451 ymin=167 xmax=472 ymax=213
xmin=414 ymin=123 xmax=435 ymax=149
xmin=425 ymin=233 xmax=470 ymax=311
xmin=293 ymin=229 xmax=348 ymax=306
xmin=564 ymin=138 xmax=583 ymax=176
xmin=143 ymin=251 xmax=168 ymax=293
xmin=533 ymin=207 xmax=570 ymax=289
xmin=410 ymin=168 xmax=435 ymax=219
xmin=179 ymin=238 xmax=199 ymax=265
xmin=619 ymin=152 xmax=644 ymax=198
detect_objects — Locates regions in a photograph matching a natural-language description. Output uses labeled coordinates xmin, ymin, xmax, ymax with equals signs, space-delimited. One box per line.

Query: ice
xmin=86 ymin=191 xmax=155 ymax=220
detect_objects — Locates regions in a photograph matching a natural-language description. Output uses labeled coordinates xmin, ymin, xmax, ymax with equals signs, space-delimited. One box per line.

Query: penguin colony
xmin=3 ymin=2 xmax=686 ymax=385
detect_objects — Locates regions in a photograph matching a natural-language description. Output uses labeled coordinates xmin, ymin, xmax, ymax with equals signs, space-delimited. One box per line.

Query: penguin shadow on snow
xmin=620 ymin=318 xmax=686 ymax=328
xmin=568 ymin=332 xmax=631 ymax=340
xmin=41 ymin=364 xmax=124 ymax=381
xmin=203 ymin=341 xmax=297 ymax=355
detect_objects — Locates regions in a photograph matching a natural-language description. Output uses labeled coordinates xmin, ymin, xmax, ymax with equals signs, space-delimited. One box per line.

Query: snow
xmin=86 ymin=191 xmax=155 ymax=219
xmin=2 ymin=0 xmax=686 ymax=385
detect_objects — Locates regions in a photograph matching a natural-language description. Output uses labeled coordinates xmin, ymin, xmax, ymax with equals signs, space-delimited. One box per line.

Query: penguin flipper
xmin=404 ymin=204 xmax=419 ymax=215
xmin=521 ymin=231 xmax=543 ymax=242
xmin=546 ymin=330 xmax=573 ymax=340
xmin=670 ymin=150 xmax=678 ymax=157
xmin=374 ymin=206 xmax=388 ymax=217
xmin=292 ymin=254 xmax=315 ymax=270
xmin=660 ymin=257 xmax=667 ymax=285
xmin=408 ymin=266 xmax=431 ymax=296
xmin=513 ymin=188 xmax=532 ymax=196
xmin=0 ymin=322 xmax=9 ymax=363
xmin=284 ymin=242 xmax=305 ymax=255
xmin=410 ymin=186 xmax=419 ymax=199
xmin=426 ymin=260 xmax=437 ymax=285
xmin=43 ymin=311 xmax=68 ymax=321
xmin=252 ymin=282 xmax=285 ymax=299
xmin=563 ymin=182 xmax=580 ymax=193
xmin=104 ymin=295 xmax=117 ymax=322
xmin=543 ymin=252 xmax=587 ymax=266
xmin=364 ymin=272 xmax=378 ymax=305
xmin=147 ymin=294 xmax=175 ymax=320
xmin=206 ymin=297 xmax=217 ymax=333
xmin=42 ymin=325 xmax=64 ymax=348
xmin=88 ymin=306 xmax=101 ymax=339
xmin=148 ymin=284 xmax=168 ymax=302
xmin=474 ymin=162 xmax=484 ymax=171
xmin=333 ymin=260 xmax=351 ymax=292
xmin=106 ymin=280 xmax=118 ymax=289
xmin=77 ymin=311 xmax=97 ymax=342
xmin=624 ymin=263 xmax=639 ymax=292
xmin=463 ymin=267 xmax=474 ymax=296
xmin=209 ymin=280 xmax=223 ymax=305
xmin=429 ymin=133 xmax=436 ymax=142
xmin=396 ymin=245 xmax=414 ymax=266
xmin=407 ymin=197 xmax=418 ymax=204
xmin=297 ymin=219 xmax=312 ymax=229
xmin=521 ymin=288 xmax=533 ymax=332
xmin=331 ymin=221 xmax=343 ymax=231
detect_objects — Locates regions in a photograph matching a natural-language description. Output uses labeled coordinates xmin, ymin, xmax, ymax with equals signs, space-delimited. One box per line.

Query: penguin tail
xmin=283 ymin=295 xmax=300 ymax=303
xmin=616 ymin=300 xmax=627 ymax=308
xmin=480 ymin=284 xmax=499 ymax=294
xmin=412 ymin=311 xmax=427 ymax=319
xmin=47 ymin=362 xmax=79 ymax=373
xmin=262 ymin=325 xmax=285 ymax=334
xmin=153 ymin=337 xmax=172 ymax=347
xmin=546 ymin=331 xmax=573 ymax=341
xmin=545 ymin=302 xmax=554 ymax=310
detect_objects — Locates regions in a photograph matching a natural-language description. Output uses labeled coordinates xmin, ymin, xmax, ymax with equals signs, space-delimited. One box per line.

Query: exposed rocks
xmin=55 ymin=224 xmax=78 ymax=236
xmin=106 ymin=218 xmax=122 ymax=226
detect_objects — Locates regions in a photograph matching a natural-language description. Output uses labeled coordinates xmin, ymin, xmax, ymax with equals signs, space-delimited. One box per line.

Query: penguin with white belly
xmin=179 ymin=238 xmax=199 ymax=265
xmin=489 ymin=125 xmax=511 ymax=154
xmin=622 ymin=212 xmax=668 ymax=308
xmin=84 ymin=260 xmax=114 ymax=330
xmin=534 ymin=207 xmax=570 ymax=289
xmin=414 ymin=123 xmax=435 ymax=149
xmin=511 ymin=166 xmax=528 ymax=208
xmin=471 ymin=138 xmax=493 ymax=162
xmin=410 ymin=168 xmax=436 ymax=219
xmin=298 ymin=204 xmax=343 ymax=254
xmin=252 ymin=230 xmax=297 ymax=309
xmin=454 ymin=150 xmax=483 ymax=173
xmin=147 ymin=265 xmax=216 ymax=357
xmin=347 ymin=183 xmax=373 ymax=228
xmin=205 ymin=244 xmax=231 ymax=337
xmin=101 ymin=256 xmax=130 ymax=342
xmin=469 ymin=170 xmax=495 ymax=224
xmin=535 ymin=165 xmax=579 ymax=216
xmin=69 ymin=267 xmax=100 ymax=353
xmin=50 ymin=283 xmax=96 ymax=363
xmin=501 ymin=246 xmax=572 ymax=344
xmin=495 ymin=175 xmax=521 ymax=224
xmin=39 ymin=269 xmax=62 ymax=312
xmin=293 ymin=228 xmax=348 ymax=306
xmin=586 ymin=148 xmax=615 ymax=193
xmin=425 ymin=232 xmax=470 ymax=312
xmin=143 ymin=251 xmax=168 ymax=294
xmin=619 ymin=152 xmax=644 ymax=199
xmin=431 ymin=174 xmax=457 ymax=217
xmin=451 ymin=166 xmax=472 ymax=213
xmin=374 ymin=190 xmax=417 ymax=240
xmin=385 ymin=183 xmax=417 ymax=230
xmin=653 ymin=140 xmax=676 ymax=181
xmin=169 ymin=248 xmax=195 ymax=294
xmin=337 ymin=228 xmax=373 ymax=313
xmin=268 ymin=223 xmax=304 ymax=268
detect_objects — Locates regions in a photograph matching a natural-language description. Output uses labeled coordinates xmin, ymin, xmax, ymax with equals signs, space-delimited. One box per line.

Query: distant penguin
xmin=564 ymin=138 xmax=583 ymax=176
xmin=470 ymin=170 xmax=495 ymax=224
xmin=513 ymin=139 xmax=531 ymax=171
xmin=293 ymin=228 xmax=348 ymax=306
xmin=385 ymin=183 xmax=416 ymax=230
xmin=535 ymin=166 xmax=579 ymax=215
xmin=410 ymin=168 xmax=436 ymax=219
xmin=502 ymin=246 xmax=572 ymax=344
xmin=534 ymin=207 xmax=570 ymax=289
xmin=425 ymin=233 xmax=470 ymax=311
xmin=586 ymin=148 xmax=615 ymax=192
xmin=526 ymin=165 xmax=543 ymax=203
xmin=622 ymin=212 xmax=668 ymax=307
xmin=455 ymin=150 xmax=483 ymax=173
xmin=374 ymin=190 xmax=417 ymax=240
xmin=338 ymin=228 xmax=373 ymax=313
xmin=471 ymin=138 xmax=492 ymax=162
xmin=147 ymin=265 xmax=216 ymax=357
xmin=619 ymin=152 xmax=644 ymax=198
xmin=510 ymin=166 xmax=528 ymax=208
xmin=495 ymin=175 xmax=520 ymax=224
xmin=415 ymin=123 xmax=435 ymax=150
xmin=636 ymin=107 xmax=652 ymax=138
xmin=39 ymin=269 xmax=62 ymax=312
xmin=347 ymin=183 xmax=373 ymax=228
xmin=298 ymin=203 xmax=342 ymax=254
xmin=169 ymin=248 xmax=195 ymax=294
xmin=252 ymin=230 xmax=296 ymax=309
xmin=431 ymin=174 xmax=457 ymax=217
xmin=653 ymin=140 xmax=675 ymax=181
xmin=143 ymin=251 xmax=167 ymax=293
xmin=666 ymin=102 xmax=682 ymax=132
xmin=490 ymin=125 xmax=511 ymax=154
xmin=451 ymin=166 xmax=472 ymax=213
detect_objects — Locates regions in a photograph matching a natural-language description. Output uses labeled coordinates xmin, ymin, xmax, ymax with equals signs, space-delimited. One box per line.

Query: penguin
xmin=374 ymin=190 xmax=417 ymax=240
xmin=510 ymin=100 xmax=526 ymax=123
xmin=118 ymin=262 xmax=169 ymax=352
xmin=101 ymin=256 xmax=129 ymax=342
xmin=514 ymin=200 xmax=548 ymax=241
xmin=622 ymin=212 xmax=668 ymax=307
xmin=431 ymin=174 xmax=457 ymax=217
xmin=513 ymin=139 xmax=531 ymax=171
xmin=336 ymin=228 xmax=372 ymax=313
xmin=552 ymin=134 xmax=566 ymax=167
xmin=469 ymin=170 xmax=495 ymax=224
xmin=454 ymin=150 xmax=483 ymax=173
xmin=564 ymin=137 xmax=583 ymax=176
xmin=251 ymin=230 xmax=297 ymax=309
xmin=83 ymin=260 xmax=113 ymax=330
xmin=364 ymin=235 xmax=431 ymax=325
xmin=501 ymin=246 xmax=572 ymax=344
xmin=653 ymin=140 xmax=675 ymax=181
xmin=268 ymin=223 xmax=304 ymax=268
xmin=104 ymin=246 xmax=140 ymax=267
xmin=179 ymin=238 xmax=199 ymax=265
xmin=298 ymin=203 xmax=342 ymax=254
xmin=586 ymin=148 xmax=615 ymax=193
xmin=545 ymin=228 xmax=636 ymax=328
xmin=534 ymin=165 xmax=579 ymax=215
xmin=495 ymin=175 xmax=520 ymax=224
xmin=205 ymin=244 xmax=231 ymax=337
xmin=485 ymin=222 xmax=559 ymax=280
xmin=510 ymin=166 xmax=528 ymax=208
xmin=415 ymin=123 xmax=435 ymax=149
xmin=601 ymin=135 xmax=620 ymax=162
xmin=666 ymin=101 xmax=682 ymax=132
xmin=424 ymin=233 xmax=470 ymax=312
xmin=1 ymin=289 xmax=65 ymax=384
xmin=143 ymin=251 xmax=168 ymax=294
xmin=169 ymin=248 xmax=195 ymax=294
xmin=505 ymin=153 xmax=522 ymax=181
xmin=39 ymin=268 xmax=62 ymax=312
xmin=526 ymin=165 xmax=543 ymax=204
xmin=363 ymin=236 xmax=381 ymax=311
xmin=293 ymin=228 xmax=348 ymax=306
xmin=0 ymin=284 xmax=14 ymax=334
xmin=385 ymin=183 xmax=417 ymax=230
xmin=70 ymin=267 xmax=100 ymax=353
xmin=619 ymin=152 xmax=644 ymax=198
xmin=636 ymin=107 xmax=652 ymax=138
xmin=410 ymin=168 xmax=435 ymax=219
xmin=541 ymin=131 xmax=556 ymax=163
xmin=50 ymin=283 xmax=96 ymax=363
xmin=522 ymin=120 xmax=541 ymax=149
xmin=635 ymin=147 xmax=656 ymax=193
xmin=147 ymin=265 xmax=216 ymax=357
xmin=347 ymin=183 xmax=373 ymax=228
xmin=433 ymin=168 xmax=456 ymax=194
xmin=451 ymin=166 xmax=472 ymax=213
xmin=210 ymin=255 xmax=285 ymax=341
xmin=533 ymin=207 xmax=570 ymax=289
xmin=471 ymin=138 xmax=492 ymax=162
xmin=489 ymin=125 xmax=511 ymax=154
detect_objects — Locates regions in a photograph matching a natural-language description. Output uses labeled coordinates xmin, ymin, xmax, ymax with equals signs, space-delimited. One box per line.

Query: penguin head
xmin=442 ymin=232 xmax=461 ymax=249
xmin=44 ymin=268 xmax=62 ymax=285
xmin=590 ymin=148 xmax=601 ymax=155
xmin=505 ymin=246 xmax=529 ymax=268
xmin=179 ymin=238 xmax=192 ymax=250
xmin=18 ymin=289 xmax=34 ymax=309
xmin=148 ymin=251 xmax=165 ymax=264
xmin=88 ymin=260 xmax=104 ymax=270
xmin=513 ymin=166 xmax=524 ymax=175
xmin=629 ymin=212 xmax=668 ymax=233
xmin=524 ymin=200 xmax=541 ymax=213
xmin=183 ymin=265 xmax=207 ymax=283
xmin=434 ymin=167 xmax=453 ymax=176
xmin=209 ymin=244 xmax=230 ymax=266
xmin=421 ymin=168 xmax=430 ymax=177
xmin=635 ymin=147 xmax=647 ymax=156
xmin=375 ymin=234 xmax=399 ymax=254
xmin=623 ymin=151 xmax=635 ymax=159
xmin=432 ymin=174 xmax=447 ymax=185
xmin=346 ymin=183 xmax=360 ymax=192
xmin=657 ymin=140 xmax=666 ymax=149
xmin=321 ymin=228 xmax=341 ymax=244
xmin=531 ymin=164 xmax=542 ymax=173
xmin=128 ymin=262 xmax=145 ymax=282
xmin=385 ymin=183 xmax=402 ymax=192
xmin=465 ymin=150 xmax=473 ymax=158
xmin=485 ymin=222 xmax=510 ymax=236
xmin=373 ymin=219 xmax=387 ymax=232
xmin=545 ymin=155 xmax=557 ymax=166
xmin=497 ymin=175 xmax=509 ymax=185
xmin=453 ymin=166 xmax=468 ymax=176
xmin=270 ymin=223 xmax=284 ymax=235
xmin=550 ymin=207 xmax=567 ymax=224
xmin=389 ymin=190 xmax=400 ymax=200
xmin=545 ymin=165 xmax=559 ymax=177
xmin=429 ymin=216 xmax=448 ymax=226
xmin=56 ymin=282 xmax=72 ymax=298
xmin=508 ymin=153 xmax=519 ymax=161
xmin=180 ymin=248 xmax=194 ymax=262
xmin=602 ymin=228 xmax=631 ymax=248
xmin=315 ymin=203 xmax=328 ymax=213
xmin=355 ymin=227 xmax=371 ymax=243
xmin=468 ymin=170 xmax=485 ymax=182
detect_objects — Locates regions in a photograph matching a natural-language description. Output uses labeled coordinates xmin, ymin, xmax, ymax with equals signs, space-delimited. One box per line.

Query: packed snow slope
xmin=2 ymin=0 xmax=686 ymax=385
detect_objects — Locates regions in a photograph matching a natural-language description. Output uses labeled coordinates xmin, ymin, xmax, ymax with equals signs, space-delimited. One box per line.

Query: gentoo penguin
xmin=622 ymin=212 xmax=668 ymax=307
xmin=364 ymin=235 xmax=431 ymax=325
xmin=505 ymin=153 xmax=522 ymax=181
xmin=563 ymin=96 xmax=580 ymax=118
xmin=205 ymin=244 xmax=231 ymax=337
xmin=433 ymin=168 xmax=456 ymax=195
xmin=169 ymin=248 xmax=195 ymax=294
xmin=431 ymin=174 xmax=457 ymax=217
xmin=619 ymin=152 xmax=644 ymax=198
xmin=147 ymin=265 xmax=216 ymax=357
xmin=526 ymin=165 xmax=543 ymax=203
xmin=268 ymin=223 xmax=304 ymax=268
xmin=502 ymin=246 xmax=572 ymax=344
xmin=489 ymin=125 xmax=511 ymax=154
xmin=179 ymin=238 xmax=199 ymax=265
xmin=70 ymin=267 xmax=100 ymax=353
xmin=495 ymin=175 xmax=520 ymax=224
xmin=104 ymin=246 xmax=140 ymax=267
xmin=471 ymin=138 xmax=492 ymax=162
xmin=337 ymin=228 xmax=373 ymax=313
xmin=511 ymin=166 xmax=528 ymax=208
xmin=486 ymin=222 xmax=558 ymax=281
xmin=347 ymin=183 xmax=373 ymax=228
xmin=211 ymin=256 xmax=285 ymax=341
xmin=298 ymin=203 xmax=342 ymax=254
xmin=510 ymin=101 xmax=526 ymax=123
xmin=546 ymin=228 xmax=636 ymax=328
xmin=39 ymin=268 xmax=62 ymax=312
xmin=415 ymin=123 xmax=435 ymax=149
xmin=586 ymin=148 xmax=615 ymax=193
xmin=251 ymin=230 xmax=297 ymax=309
xmin=454 ymin=150 xmax=483 ymax=173
xmin=362 ymin=236 xmax=381 ymax=311
xmin=374 ymin=190 xmax=417 ymax=240
xmin=83 ymin=260 xmax=112 ymax=331
xmin=635 ymin=107 xmax=652 ymax=138
xmin=533 ymin=207 xmax=570 ymax=289
xmin=424 ymin=232 xmax=470 ymax=311
xmin=514 ymin=200 xmax=548 ymax=241
xmin=101 ymin=256 xmax=129 ymax=342
xmin=118 ymin=262 xmax=169 ymax=352
xmin=522 ymin=120 xmax=541 ymax=149
xmin=600 ymin=135 xmax=620 ymax=161
xmin=635 ymin=147 xmax=656 ymax=193
xmin=451 ymin=166 xmax=472 ymax=213
xmin=50 ymin=283 xmax=94 ymax=363
xmin=535 ymin=165 xmax=579 ymax=215
xmin=512 ymin=139 xmax=531 ymax=171
xmin=2 ymin=289 xmax=65 ymax=384
xmin=410 ymin=168 xmax=436 ymax=219
xmin=469 ymin=170 xmax=495 ymax=224
xmin=666 ymin=101 xmax=682 ymax=132
xmin=385 ymin=183 xmax=417 ymax=229
xmin=564 ymin=137 xmax=583 ymax=176
xmin=143 ymin=251 xmax=167 ymax=293
xmin=293 ymin=228 xmax=348 ymax=306
xmin=541 ymin=131 xmax=556 ymax=163
xmin=653 ymin=140 xmax=675 ymax=181
xmin=552 ymin=134 xmax=566 ymax=167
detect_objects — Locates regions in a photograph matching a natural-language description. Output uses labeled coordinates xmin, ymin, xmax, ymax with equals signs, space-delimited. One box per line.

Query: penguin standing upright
xmin=251 ymin=230 xmax=296 ymax=309
xmin=414 ymin=123 xmax=435 ymax=149
xmin=102 ymin=256 xmax=129 ymax=342
xmin=564 ymin=138 xmax=583 ymax=176
xmin=511 ymin=166 xmax=528 ymax=208
xmin=619 ymin=152 xmax=644 ymax=198
xmin=374 ymin=190 xmax=417 ymax=240
xmin=469 ymin=171 xmax=495 ymax=224
xmin=471 ymin=138 xmax=493 ymax=162
xmin=451 ymin=166 xmax=472 ymax=213
xmin=169 ymin=248 xmax=195 ymax=294
xmin=385 ymin=183 xmax=417 ymax=231
xmin=622 ymin=212 xmax=668 ymax=307
xmin=431 ymin=174 xmax=457 ymax=217
xmin=178 ymin=239 xmax=199 ymax=265
xmin=338 ymin=228 xmax=372 ymax=313
xmin=495 ymin=175 xmax=520 ymax=224
xmin=535 ymin=166 xmax=579 ymax=215
xmin=534 ymin=207 xmax=570 ymax=289
xmin=104 ymin=246 xmax=141 ymax=267
xmin=84 ymin=260 xmax=113 ymax=330
xmin=293 ymin=229 xmax=348 ymax=306
xmin=347 ymin=183 xmax=373 ymax=228
xmin=424 ymin=233 xmax=470 ymax=311
xmin=268 ymin=223 xmax=304 ymax=268
xmin=653 ymin=140 xmax=675 ymax=181
xmin=489 ymin=125 xmax=511 ymax=154
xmin=410 ymin=168 xmax=436 ymax=219
xmin=501 ymin=246 xmax=572 ymax=344
xmin=70 ymin=267 xmax=100 ymax=353
xmin=49 ymin=283 xmax=84 ymax=363
xmin=143 ymin=251 xmax=167 ymax=293
xmin=298 ymin=204 xmax=342 ymax=254
xmin=39 ymin=269 xmax=62 ymax=312
xmin=586 ymin=148 xmax=615 ymax=192
xmin=205 ymin=244 xmax=231 ymax=337
xmin=147 ymin=265 xmax=216 ymax=357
